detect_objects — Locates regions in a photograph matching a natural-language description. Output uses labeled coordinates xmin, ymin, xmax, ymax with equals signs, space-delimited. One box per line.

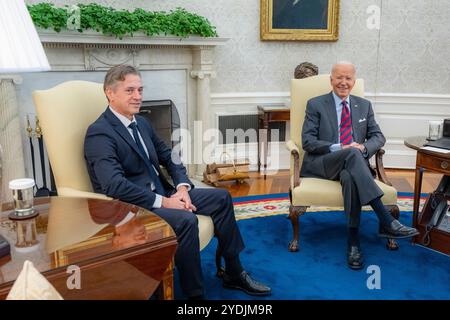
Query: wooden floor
xmin=221 ymin=169 xmax=443 ymax=198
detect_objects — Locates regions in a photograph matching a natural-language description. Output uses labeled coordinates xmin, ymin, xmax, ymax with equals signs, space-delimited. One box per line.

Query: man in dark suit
xmin=84 ymin=65 xmax=271 ymax=299
xmin=301 ymin=62 xmax=419 ymax=270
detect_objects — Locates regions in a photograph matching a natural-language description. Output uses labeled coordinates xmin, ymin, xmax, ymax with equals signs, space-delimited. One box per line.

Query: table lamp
xmin=0 ymin=0 xmax=50 ymax=205
xmin=0 ymin=0 xmax=50 ymax=72
xmin=0 ymin=0 xmax=50 ymax=255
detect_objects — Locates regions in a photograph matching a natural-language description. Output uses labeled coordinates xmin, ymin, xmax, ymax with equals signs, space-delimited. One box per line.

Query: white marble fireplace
xmin=0 ymin=30 xmax=227 ymax=202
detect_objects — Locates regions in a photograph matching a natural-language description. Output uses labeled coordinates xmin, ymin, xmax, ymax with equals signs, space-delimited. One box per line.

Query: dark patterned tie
xmin=339 ymin=100 xmax=353 ymax=145
xmin=128 ymin=122 xmax=165 ymax=195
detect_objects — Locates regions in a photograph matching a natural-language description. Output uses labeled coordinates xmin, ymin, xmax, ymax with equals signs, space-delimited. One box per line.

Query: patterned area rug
xmin=233 ymin=192 xmax=425 ymax=220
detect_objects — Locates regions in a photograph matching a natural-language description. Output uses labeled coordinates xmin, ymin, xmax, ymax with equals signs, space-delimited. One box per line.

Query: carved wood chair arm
xmin=286 ymin=140 xmax=301 ymax=188
xmin=374 ymin=148 xmax=393 ymax=186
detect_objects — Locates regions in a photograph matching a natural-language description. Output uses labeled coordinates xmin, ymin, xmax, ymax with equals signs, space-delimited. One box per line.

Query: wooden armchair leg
xmin=288 ymin=205 xmax=308 ymax=252
xmin=385 ymin=205 xmax=400 ymax=251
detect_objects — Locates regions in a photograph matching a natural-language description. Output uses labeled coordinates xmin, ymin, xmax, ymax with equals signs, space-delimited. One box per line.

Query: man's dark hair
xmin=103 ymin=64 xmax=141 ymax=92
xmin=294 ymin=62 xmax=319 ymax=79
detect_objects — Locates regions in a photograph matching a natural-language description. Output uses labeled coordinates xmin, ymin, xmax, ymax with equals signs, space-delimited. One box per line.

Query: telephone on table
xmin=422 ymin=176 xmax=450 ymax=246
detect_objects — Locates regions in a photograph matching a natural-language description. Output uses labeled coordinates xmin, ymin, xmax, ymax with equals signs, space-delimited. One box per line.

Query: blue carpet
xmin=175 ymin=208 xmax=450 ymax=300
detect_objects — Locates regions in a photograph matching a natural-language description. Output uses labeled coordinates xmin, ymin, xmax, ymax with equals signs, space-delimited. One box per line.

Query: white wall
xmin=27 ymin=0 xmax=450 ymax=94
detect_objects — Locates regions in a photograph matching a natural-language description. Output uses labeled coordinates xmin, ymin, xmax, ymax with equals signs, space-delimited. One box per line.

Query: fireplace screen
xmin=138 ymin=99 xmax=181 ymax=149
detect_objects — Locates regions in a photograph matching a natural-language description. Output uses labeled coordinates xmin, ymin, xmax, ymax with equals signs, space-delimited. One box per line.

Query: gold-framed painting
xmin=260 ymin=0 xmax=340 ymax=41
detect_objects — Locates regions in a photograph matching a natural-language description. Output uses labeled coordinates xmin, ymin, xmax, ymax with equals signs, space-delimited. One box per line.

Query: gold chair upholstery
xmin=286 ymin=75 xmax=399 ymax=252
xmin=32 ymin=80 xmax=214 ymax=250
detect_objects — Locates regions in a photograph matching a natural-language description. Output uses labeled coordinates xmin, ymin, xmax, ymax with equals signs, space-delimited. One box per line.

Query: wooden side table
xmin=404 ymin=136 xmax=450 ymax=255
xmin=0 ymin=197 xmax=177 ymax=299
xmin=257 ymin=105 xmax=290 ymax=179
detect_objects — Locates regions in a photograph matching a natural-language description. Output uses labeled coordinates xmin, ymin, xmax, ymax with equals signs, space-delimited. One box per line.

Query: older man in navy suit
xmin=84 ymin=65 xmax=271 ymax=299
xmin=301 ymin=62 xmax=419 ymax=270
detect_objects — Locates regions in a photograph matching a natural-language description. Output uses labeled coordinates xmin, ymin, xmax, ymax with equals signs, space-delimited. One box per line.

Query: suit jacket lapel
xmin=103 ymin=108 xmax=149 ymax=164
xmin=326 ymin=92 xmax=339 ymax=142
xmin=349 ymin=96 xmax=361 ymax=142
xmin=136 ymin=117 xmax=160 ymax=167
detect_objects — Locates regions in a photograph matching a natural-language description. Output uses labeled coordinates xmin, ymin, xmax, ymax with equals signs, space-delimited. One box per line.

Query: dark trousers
xmin=152 ymin=188 xmax=244 ymax=297
xmin=302 ymin=148 xmax=384 ymax=228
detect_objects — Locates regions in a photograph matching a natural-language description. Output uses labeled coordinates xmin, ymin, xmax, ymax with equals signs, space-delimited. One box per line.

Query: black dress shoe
xmin=347 ymin=245 xmax=364 ymax=270
xmin=222 ymin=271 xmax=271 ymax=296
xmin=379 ymin=220 xmax=420 ymax=239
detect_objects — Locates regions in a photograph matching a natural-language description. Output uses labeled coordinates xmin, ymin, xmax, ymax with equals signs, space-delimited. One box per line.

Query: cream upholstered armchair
xmin=286 ymin=75 xmax=400 ymax=252
xmin=32 ymin=81 xmax=214 ymax=251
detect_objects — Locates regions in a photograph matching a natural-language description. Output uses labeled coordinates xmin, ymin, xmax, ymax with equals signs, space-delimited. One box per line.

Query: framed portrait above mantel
xmin=260 ymin=0 xmax=340 ymax=41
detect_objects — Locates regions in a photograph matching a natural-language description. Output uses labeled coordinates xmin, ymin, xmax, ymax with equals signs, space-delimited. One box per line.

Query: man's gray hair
xmin=103 ymin=64 xmax=141 ymax=92
xmin=331 ymin=61 xmax=356 ymax=74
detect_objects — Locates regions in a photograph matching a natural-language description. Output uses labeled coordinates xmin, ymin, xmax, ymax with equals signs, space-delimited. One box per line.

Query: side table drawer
xmin=267 ymin=112 xmax=290 ymax=122
xmin=418 ymin=152 xmax=450 ymax=174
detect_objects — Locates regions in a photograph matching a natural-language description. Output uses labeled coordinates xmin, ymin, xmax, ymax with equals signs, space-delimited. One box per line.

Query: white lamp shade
xmin=0 ymin=0 xmax=50 ymax=73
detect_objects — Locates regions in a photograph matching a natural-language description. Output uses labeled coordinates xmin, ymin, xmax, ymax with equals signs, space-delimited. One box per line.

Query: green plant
xmin=27 ymin=3 xmax=218 ymax=39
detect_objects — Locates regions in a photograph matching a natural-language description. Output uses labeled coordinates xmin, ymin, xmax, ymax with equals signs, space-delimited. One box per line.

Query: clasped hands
xmin=162 ymin=185 xmax=197 ymax=212
xmin=342 ymin=142 xmax=366 ymax=152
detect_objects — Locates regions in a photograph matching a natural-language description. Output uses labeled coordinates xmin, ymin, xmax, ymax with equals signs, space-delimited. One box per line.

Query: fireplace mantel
xmin=38 ymin=29 xmax=228 ymax=73
xmin=0 ymin=30 xmax=228 ymax=201
xmin=38 ymin=29 xmax=229 ymax=47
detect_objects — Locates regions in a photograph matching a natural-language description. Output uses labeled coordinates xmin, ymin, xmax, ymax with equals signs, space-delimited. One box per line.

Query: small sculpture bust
xmin=294 ymin=62 xmax=319 ymax=79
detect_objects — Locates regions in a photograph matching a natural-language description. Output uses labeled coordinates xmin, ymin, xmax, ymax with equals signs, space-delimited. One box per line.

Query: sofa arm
xmin=57 ymin=187 xmax=112 ymax=200
xmin=286 ymin=140 xmax=301 ymax=188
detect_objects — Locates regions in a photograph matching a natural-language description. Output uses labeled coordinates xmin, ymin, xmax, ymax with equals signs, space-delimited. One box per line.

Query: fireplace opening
xmin=139 ymin=99 xmax=181 ymax=149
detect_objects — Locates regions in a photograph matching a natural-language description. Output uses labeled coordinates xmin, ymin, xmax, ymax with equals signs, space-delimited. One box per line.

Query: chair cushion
xmin=198 ymin=215 xmax=214 ymax=250
xmin=291 ymin=177 xmax=397 ymax=207
xmin=7 ymin=260 xmax=63 ymax=300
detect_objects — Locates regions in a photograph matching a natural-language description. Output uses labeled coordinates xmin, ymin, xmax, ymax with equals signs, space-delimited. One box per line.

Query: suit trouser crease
xmin=152 ymin=188 xmax=244 ymax=297
xmin=340 ymin=169 xmax=361 ymax=228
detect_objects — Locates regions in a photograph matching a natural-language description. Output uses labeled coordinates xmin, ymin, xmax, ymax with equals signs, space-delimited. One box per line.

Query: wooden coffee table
xmin=0 ymin=197 xmax=177 ymax=299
